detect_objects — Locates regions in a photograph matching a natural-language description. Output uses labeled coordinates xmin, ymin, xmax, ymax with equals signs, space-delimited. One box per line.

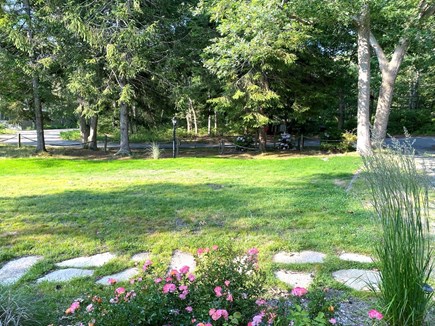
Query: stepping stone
xmin=332 ymin=269 xmax=380 ymax=291
xmin=37 ymin=268 xmax=94 ymax=283
xmin=56 ymin=252 xmax=116 ymax=268
xmin=0 ymin=256 xmax=43 ymax=285
xmin=339 ymin=253 xmax=374 ymax=263
xmin=275 ymin=270 xmax=314 ymax=288
xmin=168 ymin=250 xmax=196 ymax=272
xmin=273 ymin=251 xmax=326 ymax=264
xmin=96 ymin=268 xmax=139 ymax=285
xmin=131 ymin=252 xmax=151 ymax=263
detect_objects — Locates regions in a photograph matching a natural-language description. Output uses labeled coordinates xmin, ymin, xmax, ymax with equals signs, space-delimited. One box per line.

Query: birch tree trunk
xmin=23 ymin=0 xmax=46 ymax=152
xmin=370 ymin=34 xmax=408 ymax=144
xmin=189 ymin=98 xmax=198 ymax=135
xmin=356 ymin=4 xmax=372 ymax=155
xmin=89 ymin=115 xmax=98 ymax=150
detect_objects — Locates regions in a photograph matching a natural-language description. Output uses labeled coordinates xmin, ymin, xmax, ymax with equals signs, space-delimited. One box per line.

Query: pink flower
xmin=129 ymin=279 xmax=135 ymax=284
xmin=251 ymin=311 xmax=265 ymax=326
xmin=180 ymin=265 xmax=190 ymax=274
xmin=197 ymin=248 xmax=205 ymax=255
xmin=224 ymin=280 xmax=230 ymax=287
xmin=226 ymin=293 xmax=233 ymax=302
xmin=185 ymin=306 xmax=193 ymax=313
xmin=154 ymin=277 xmax=162 ymax=283
xmin=67 ymin=301 xmax=80 ymax=314
xmin=368 ymin=309 xmax=383 ymax=320
xmin=291 ymin=287 xmax=308 ymax=297
xmin=108 ymin=278 xmax=117 ymax=285
xmin=209 ymin=308 xmax=216 ymax=316
xmin=179 ymin=285 xmax=188 ymax=291
xmin=187 ymin=273 xmax=196 ymax=282
xmin=329 ymin=318 xmax=337 ymax=324
xmin=163 ymin=283 xmax=177 ymax=293
xmin=255 ymin=299 xmax=267 ymax=306
xmin=169 ymin=269 xmax=181 ymax=281
xmin=142 ymin=260 xmax=152 ymax=271
xmin=86 ymin=304 xmax=94 ymax=312
xmin=214 ymin=286 xmax=223 ymax=297
xmin=179 ymin=293 xmax=187 ymax=300
xmin=247 ymin=247 xmax=259 ymax=255
xmin=212 ymin=245 xmax=219 ymax=250
xmin=115 ymin=287 xmax=125 ymax=295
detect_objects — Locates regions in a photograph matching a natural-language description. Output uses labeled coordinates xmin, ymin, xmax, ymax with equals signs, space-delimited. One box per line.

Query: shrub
xmin=362 ymin=137 xmax=433 ymax=325
xmin=59 ymin=247 xmax=339 ymax=326
xmin=320 ymin=131 xmax=356 ymax=153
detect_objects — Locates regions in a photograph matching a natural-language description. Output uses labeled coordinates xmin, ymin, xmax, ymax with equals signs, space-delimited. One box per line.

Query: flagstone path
xmin=0 ymin=250 xmax=380 ymax=292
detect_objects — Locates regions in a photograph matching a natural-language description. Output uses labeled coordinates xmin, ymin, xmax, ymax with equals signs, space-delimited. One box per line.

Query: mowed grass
xmin=0 ymin=154 xmax=373 ymax=261
xmin=0 ymin=153 xmax=382 ymax=321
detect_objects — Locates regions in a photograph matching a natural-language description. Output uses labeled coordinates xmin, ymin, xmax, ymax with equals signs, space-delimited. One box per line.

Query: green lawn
xmin=0 ymin=153 xmax=381 ymax=322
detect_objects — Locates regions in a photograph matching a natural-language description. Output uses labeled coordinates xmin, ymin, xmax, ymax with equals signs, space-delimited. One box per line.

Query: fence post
xmin=18 ymin=133 xmax=21 ymax=148
xmin=104 ymin=135 xmax=108 ymax=153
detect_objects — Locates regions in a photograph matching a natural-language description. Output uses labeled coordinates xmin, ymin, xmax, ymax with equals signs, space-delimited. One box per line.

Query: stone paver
xmin=131 ymin=252 xmax=151 ymax=263
xmin=168 ymin=250 xmax=196 ymax=272
xmin=332 ymin=269 xmax=380 ymax=291
xmin=37 ymin=268 xmax=94 ymax=283
xmin=96 ymin=268 xmax=139 ymax=285
xmin=273 ymin=251 xmax=326 ymax=264
xmin=274 ymin=270 xmax=314 ymax=288
xmin=0 ymin=256 xmax=43 ymax=285
xmin=56 ymin=252 xmax=116 ymax=268
xmin=339 ymin=253 xmax=374 ymax=263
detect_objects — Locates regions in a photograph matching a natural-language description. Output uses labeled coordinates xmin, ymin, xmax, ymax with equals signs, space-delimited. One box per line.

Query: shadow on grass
xmin=0 ymin=172 xmax=374 ymax=261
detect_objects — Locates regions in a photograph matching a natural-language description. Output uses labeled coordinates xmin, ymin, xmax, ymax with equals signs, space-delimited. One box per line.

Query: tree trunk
xmin=116 ymin=79 xmax=131 ymax=156
xmin=356 ymin=4 xmax=372 ymax=155
xmin=214 ymin=110 xmax=218 ymax=133
xmin=370 ymin=33 xmax=408 ymax=143
xmin=89 ymin=115 xmax=98 ymax=150
xmin=258 ymin=126 xmax=267 ymax=152
xmin=189 ymin=98 xmax=198 ymax=136
xmin=207 ymin=112 xmax=212 ymax=135
xmin=23 ymin=0 xmax=46 ymax=152
xmin=186 ymin=111 xmax=191 ymax=133
xmin=79 ymin=115 xmax=90 ymax=149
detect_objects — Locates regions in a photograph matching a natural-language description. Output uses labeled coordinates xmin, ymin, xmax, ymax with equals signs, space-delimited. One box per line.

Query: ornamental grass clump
xmin=362 ymin=138 xmax=433 ymax=325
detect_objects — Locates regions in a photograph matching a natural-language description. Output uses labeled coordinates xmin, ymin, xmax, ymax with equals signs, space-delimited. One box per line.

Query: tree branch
xmin=369 ymin=32 xmax=388 ymax=72
xmin=418 ymin=0 xmax=435 ymax=20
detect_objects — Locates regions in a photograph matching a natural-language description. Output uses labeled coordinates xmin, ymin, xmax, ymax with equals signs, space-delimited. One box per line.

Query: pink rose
xmin=214 ymin=286 xmax=223 ymax=297
xmin=185 ymin=306 xmax=193 ymax=313
xmin=212 ymin=245 xmax=219 ymax=250
xmin=115 ymin=287 xmax=125 ymax=295
xmin=163 ymin=283 xmax=177 ymax=294
xmin=108 ymin=278 xmax=117 ymax=285
xmin=368 ymin=309 xmax=383 ymax=320
xmin=188 ymin=273 xmax=196 ymax=282
xmin=86 ymin=303 xmax=93 ymax=312
xmin=154 ymin=277 xmax=162 ymax=283
xmin=291 ymin=287 xmax=308 ymax=297
xmin=329 ymin=318 xmax=337 ymax=324
xmin=247 ymin=247 xmax=259 ymax=255
xmin=180 ymin=265 xmax=190 ymax=274
xmin=224 ymin=280 xmax=230 ymax=287
xmin=226 ymin=293 xmax=233 ymax=302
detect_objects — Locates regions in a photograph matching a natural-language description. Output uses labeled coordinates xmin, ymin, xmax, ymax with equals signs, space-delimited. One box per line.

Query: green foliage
xmin=59 ymin=246 xmax=266 ymax=325
xmin=362 ymin=138 xmax=433 ymax=325
xmin=0 ymin=286 xmax=35 ymax=326
xmin=320 ymin=131 xmax=357 ymax=153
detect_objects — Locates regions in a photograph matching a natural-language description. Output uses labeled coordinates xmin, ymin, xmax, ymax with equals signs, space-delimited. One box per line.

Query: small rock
xmin=96 ymin=268 xmax=139 ymax=285
xmin=37 ymin=268 xmax=94 ymax=283
xmin=0 ymin=256 xmax=43 ymax=285
xmin=168 ymin=250 xmax=196 ymax=272
xmin=332 ymin=269 xmax=380 ymax=291
xmin=274 ymin=270 xmax=314 ymax=288
xmin=273 ymin=251 xmax=326 ymax=264
xmin=56 ymin=252 xmax=116 ymax=268
xmin=339 ymin=253 xmax=374 ymax=263
xmin=131 ymin=252 xmax=151 ymax=263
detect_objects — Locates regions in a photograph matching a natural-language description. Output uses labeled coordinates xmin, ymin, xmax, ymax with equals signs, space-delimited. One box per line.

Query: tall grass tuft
xmin=362 ymin=138 xmax=433 ymax=325
xmin=0 ymin=286 xmax=35 ymax=326
xmin=147 ymin=142 xmax=162 ymax=159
